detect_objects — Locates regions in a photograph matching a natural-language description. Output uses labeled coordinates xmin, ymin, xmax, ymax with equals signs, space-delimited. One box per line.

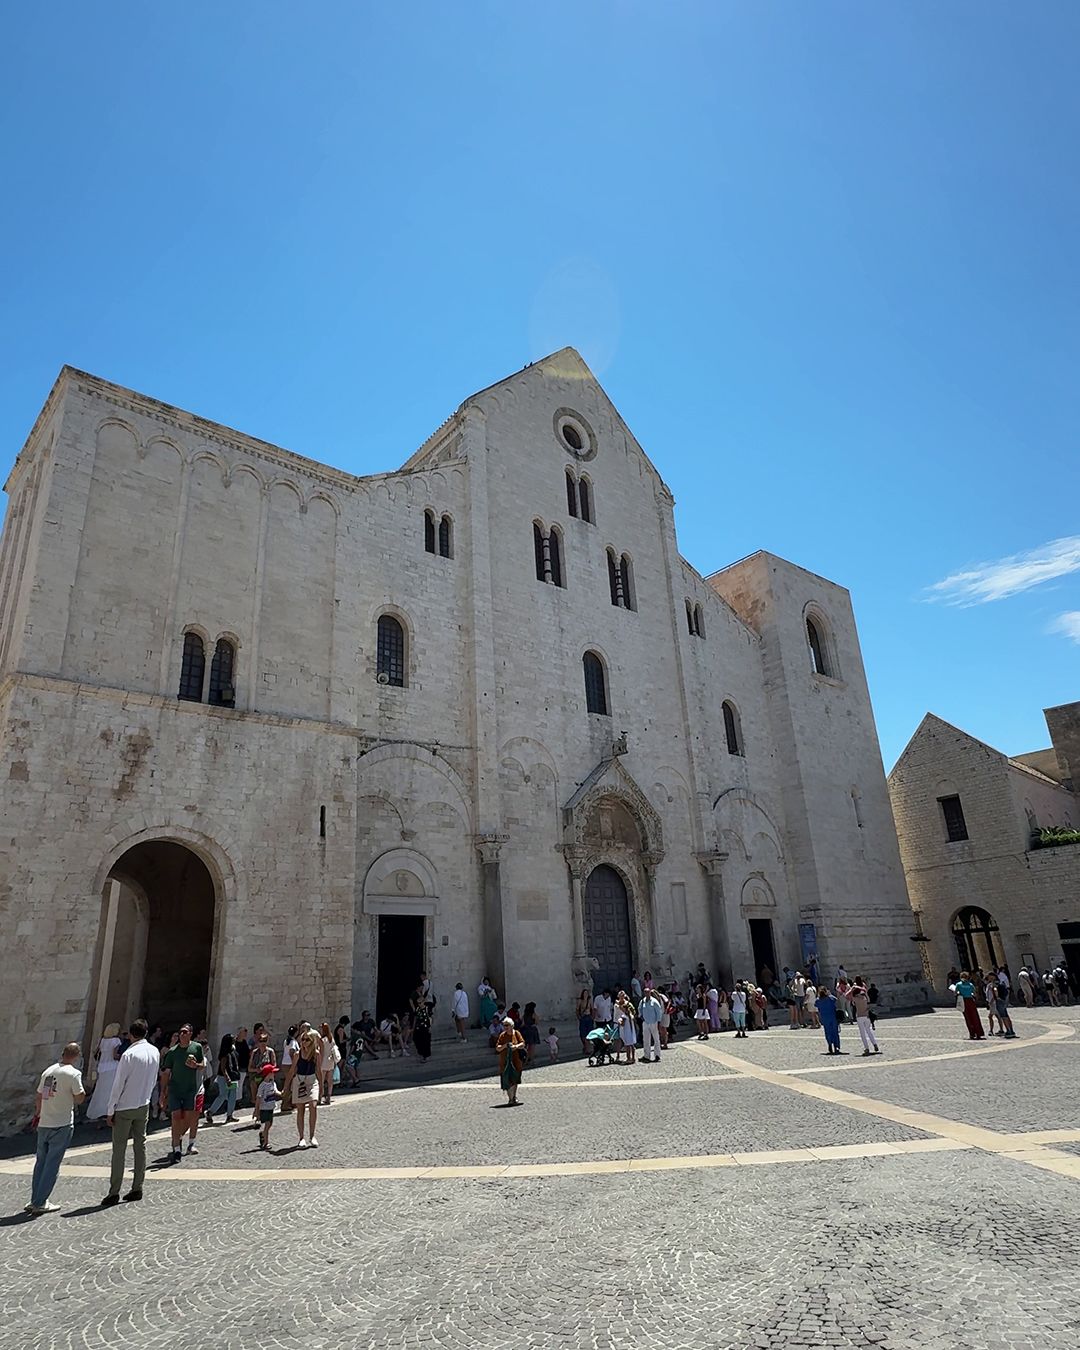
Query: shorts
xmin=733 ymin=1011 xmax=746 ymax=1028
xmin=293 ymin=1073 xmax=318 ymax=1105
xmin=168 ymin=1088 xmax=197 ymax=1114
xmin=259 ymin=1109 xmax=275 ymax=1124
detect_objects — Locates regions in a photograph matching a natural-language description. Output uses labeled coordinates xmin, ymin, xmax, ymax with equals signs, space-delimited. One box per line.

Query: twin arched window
xmin=607 ymin=549 xmax=635 ymax=610
xmin=424 ymin=510 xmax=453 ymax=559
xmin=686 ymin=600 xmax=705 ymax=638
xmin=722 ymin=700 xmax=743 ymax=756
xmin=565 ymin=469 xmax=593 ymax=524
xmin=179 ymin=631 xmax=236 ymax=707
xmin=583 ymin=650 xmax=609 ymax=716
xmin=533 ymin=521 xmax=565 ymax=587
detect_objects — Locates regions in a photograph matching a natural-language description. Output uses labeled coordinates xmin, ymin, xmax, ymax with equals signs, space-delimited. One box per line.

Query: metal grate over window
xmin=376 ymin=615 xmax=405 ymax=687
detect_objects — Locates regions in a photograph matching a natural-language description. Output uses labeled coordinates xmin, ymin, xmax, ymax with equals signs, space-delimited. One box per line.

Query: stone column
xmin=476 ymin=834 xmax=509 ymax=999
xmin=696 ymin=853 xmax=732 ymax=989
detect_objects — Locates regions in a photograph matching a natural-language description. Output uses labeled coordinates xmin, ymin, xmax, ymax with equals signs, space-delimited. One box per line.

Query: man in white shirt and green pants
xmin=27 ymin=1042 xmax=85 ymax=1214
xmin=102 ymin=1018 xmax=161 ymax=1206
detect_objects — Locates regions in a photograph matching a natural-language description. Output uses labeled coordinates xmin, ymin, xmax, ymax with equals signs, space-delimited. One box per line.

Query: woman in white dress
xmin=86 ymin=1022 xmax=123 ymax=1122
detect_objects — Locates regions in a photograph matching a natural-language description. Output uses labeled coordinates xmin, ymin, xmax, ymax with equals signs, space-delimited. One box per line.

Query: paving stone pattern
xmin=1 ymin=1009 xmax=1078 ymax=1350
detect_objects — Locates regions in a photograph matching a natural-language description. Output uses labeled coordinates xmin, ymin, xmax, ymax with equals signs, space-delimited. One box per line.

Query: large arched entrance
xmin=952 ymin=906 xmax=1001 ymax=972
xmin=583 ymin=865 xmax=633 ymax=994
xmin=88 ymin=840 xmax=217 ymax=1044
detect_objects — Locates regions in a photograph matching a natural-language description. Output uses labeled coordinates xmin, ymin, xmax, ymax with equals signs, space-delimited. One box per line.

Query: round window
xmin=553 ymin=409 xmax=597 ymax=460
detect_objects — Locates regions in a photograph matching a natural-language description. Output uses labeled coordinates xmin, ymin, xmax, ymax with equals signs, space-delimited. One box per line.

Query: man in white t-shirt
xmin=592 ymin=989 xmax=613 ymax=1026
xmin=451 ymin=984 xmax=470 ymax=1041
xmin=27 ymin=1042 xmax=85 ymax=1214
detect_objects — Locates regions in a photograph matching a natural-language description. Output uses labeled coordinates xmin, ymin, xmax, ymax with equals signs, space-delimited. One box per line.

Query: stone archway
xmin=87 ymin=839 xmax=218 ymax=1045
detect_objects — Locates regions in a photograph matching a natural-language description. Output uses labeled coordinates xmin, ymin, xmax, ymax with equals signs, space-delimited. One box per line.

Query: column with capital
xmin=565 ymin=854 xmax=597 ymax=992
xmin=475 ymin=834 xmax=509 ymax=999
xmin=696 ymin=853 xmax=732 ymax=989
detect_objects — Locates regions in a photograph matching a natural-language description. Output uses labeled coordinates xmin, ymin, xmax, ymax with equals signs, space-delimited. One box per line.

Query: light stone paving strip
xmin=682 ymin=1023 xmax=1080 ymax=1183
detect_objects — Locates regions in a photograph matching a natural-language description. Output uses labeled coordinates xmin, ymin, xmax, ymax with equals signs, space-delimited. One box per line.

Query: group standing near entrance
xmin=23 ymin=941 xmax=1046 ymax=1215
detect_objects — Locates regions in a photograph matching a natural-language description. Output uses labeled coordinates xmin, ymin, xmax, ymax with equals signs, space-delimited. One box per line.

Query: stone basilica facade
xmin=0 ymin=348 xmax=918 ymax=1124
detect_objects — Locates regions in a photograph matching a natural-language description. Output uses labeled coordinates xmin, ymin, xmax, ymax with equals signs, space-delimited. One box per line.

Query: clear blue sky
xmin=2 ymin=2 xmax=1077 ymax=768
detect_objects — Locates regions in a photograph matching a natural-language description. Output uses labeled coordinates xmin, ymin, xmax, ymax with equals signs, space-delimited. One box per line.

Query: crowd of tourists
xmin=27 ymin=949 xmax=1050 ymax=1213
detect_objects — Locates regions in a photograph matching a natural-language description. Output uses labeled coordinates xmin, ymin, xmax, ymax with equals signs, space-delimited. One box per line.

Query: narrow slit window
xmin=694 ymin=604 xmax=705 ymax=638
xmin=566 ymin=470 xmax=578 ymax=518
xmin=620 ymin=555 xmax=634 ymax=611
xmin=438 ymin=515 xmax=452 ymax=559
xmin=178 ymin=631 xmax=206 ymax=702
xmin=319 ymin=805 xmax=327 ymax=838
xmin=424 ymin=510 xmax=436 ymax=554
xmin=578 ymin=478 xmax=592 ymax=523
xmin=549 ymin=529 xmax=564 ymax=588
xmin=533 ymin=521 xmax=546 ymax=582
xmin=807 ymin=617 xmax=829 ymax=676
xmin=686 ymin=600 xmax=695 ymax=635
xmin=722 ymin=701 xmax=742 ymax=756
xmin=583 ymin=650 xmax=609 ymax=716
xmin=208 ymin=638 xmax=236 ymax=707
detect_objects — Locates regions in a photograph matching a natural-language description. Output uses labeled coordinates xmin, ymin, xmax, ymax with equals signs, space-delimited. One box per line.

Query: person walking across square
xmin=26 ymin=1042 xmax=85 ymax=1215
xmin=101 ymin=1019 xmax=160 ymax=1207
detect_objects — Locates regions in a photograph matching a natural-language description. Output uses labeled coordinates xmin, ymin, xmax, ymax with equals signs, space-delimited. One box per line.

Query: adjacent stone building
xmin=889 ymin=704 xmax=1080 ymax=989
xmin=0 ymin=348 xmax=919 ymax=1125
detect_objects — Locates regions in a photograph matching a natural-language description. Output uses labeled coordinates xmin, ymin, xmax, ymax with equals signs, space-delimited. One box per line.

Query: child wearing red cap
xmin=255 ymin=1063 xmax=282 ymax=1151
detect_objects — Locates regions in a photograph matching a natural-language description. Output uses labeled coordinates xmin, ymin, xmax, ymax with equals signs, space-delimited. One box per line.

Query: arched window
xmin=694 ymin=604 xmax=705 ymax=638
xmin=533 ymin=521 xmax=546 ymax=582
xmin=952 ymin=906 xmax=1000 ymax=972
xmin=178 ymin=631 xmax=206 ymax=702
xmin=566 ymin=469 xmax=578 ymax=518
xmin=686 ymin=600 xmax=695 ymax=635
xmin=583 ymin=650 xmax=609 ymax=716
xmin=376 ymin=614 xmax=405 ymax=687
xmin=608 ymin=549 xmax=621 ymax=606
xmin=620 ymin=554 xmax=635 ymax=611
xmin=208 ymin=638 xmax=236 ymax=707
xmin=549 ymin=527 xmax=564 ymax=588
xmin=424 ymin=510 xmax=436 ymax=555
xmin=438 ymin=514 xmax=452 ymax=559
xmin=578 ymin=477 xmax=592 ymax=524
xmin=807 ymin=616 xmax=830 ymax=676
xmin=722 ymin=700 xmax=742 ymax=756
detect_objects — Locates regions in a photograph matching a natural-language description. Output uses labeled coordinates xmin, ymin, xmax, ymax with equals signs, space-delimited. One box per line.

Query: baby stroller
xmin=586 ymin=1024 xmax=620 ymax=1066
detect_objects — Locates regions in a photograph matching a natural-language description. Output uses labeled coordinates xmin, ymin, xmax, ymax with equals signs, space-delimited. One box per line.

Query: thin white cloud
xmin=927 ymin=536 xmax=1080 ymax=605
xmin=1049 ymin=611 xmax=1080 ymax=644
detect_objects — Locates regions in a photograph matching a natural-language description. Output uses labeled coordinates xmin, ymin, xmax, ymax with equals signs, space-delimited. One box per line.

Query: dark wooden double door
xmin=583 ymin=865 xmax=632 ymax=995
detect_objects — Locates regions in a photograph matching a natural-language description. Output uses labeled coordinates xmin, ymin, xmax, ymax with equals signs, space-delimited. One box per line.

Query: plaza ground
xmin=2 ymin=1006 xmax=1080 ymax=1349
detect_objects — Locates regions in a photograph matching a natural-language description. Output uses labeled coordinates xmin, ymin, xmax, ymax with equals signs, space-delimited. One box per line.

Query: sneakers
xmin=186 ymin=1143 xmax=198 ymax=1155
xmin=298 ymin=1139 xmax=309 ymax=1150
xmin=170 ymin=1149 xmax=183 ymax=1163
xmin=309 ymin=1137 xmax=319 ymax=1149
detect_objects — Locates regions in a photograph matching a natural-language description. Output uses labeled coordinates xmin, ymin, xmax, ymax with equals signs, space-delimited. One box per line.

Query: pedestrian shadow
xmin=63 ymin=1203 xmax=107 ymax=1218
xmin=0 ymin=1212 xmax=38 ymax=1227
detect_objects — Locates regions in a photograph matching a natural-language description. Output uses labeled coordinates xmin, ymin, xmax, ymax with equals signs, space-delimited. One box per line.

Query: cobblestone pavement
xmin=2 ymin=1008 xmax=1079 ymax=1350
